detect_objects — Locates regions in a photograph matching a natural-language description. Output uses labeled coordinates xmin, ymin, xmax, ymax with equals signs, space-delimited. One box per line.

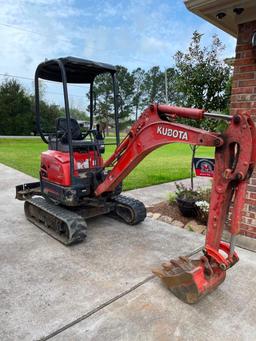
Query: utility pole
xmin=165 ymin=68 xmax=168 ymax=103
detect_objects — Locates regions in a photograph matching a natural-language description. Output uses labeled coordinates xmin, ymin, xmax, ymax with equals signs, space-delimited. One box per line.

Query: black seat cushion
xmin=49 ymin=118 xmax=100 ymax=152
xmin=56 ymin=117 xmax=83 ymax=142
xmin=48 ymin=138 xmax=98 ymax=152
xmin=71 ymin=140 xmax=98 ymax=151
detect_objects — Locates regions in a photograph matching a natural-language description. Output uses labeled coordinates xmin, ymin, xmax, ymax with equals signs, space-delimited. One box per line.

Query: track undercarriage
xmin=16 ymin=182 xmax=146 ymax=246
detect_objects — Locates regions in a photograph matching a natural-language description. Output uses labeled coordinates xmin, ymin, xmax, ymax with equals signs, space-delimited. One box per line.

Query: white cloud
xmin=0 ymin=0 xmax=237 ymax=108
xmin=0 ymin=1 xmax=76 ymax=75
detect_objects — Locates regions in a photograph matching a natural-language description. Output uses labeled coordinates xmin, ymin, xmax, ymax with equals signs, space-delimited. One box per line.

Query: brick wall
xmin=231 ymin=20 xmax=256 ymax=238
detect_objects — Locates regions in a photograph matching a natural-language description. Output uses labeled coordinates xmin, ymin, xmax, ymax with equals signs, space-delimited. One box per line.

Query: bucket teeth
xmin=153 ymin=256 xmax=226 ymax=304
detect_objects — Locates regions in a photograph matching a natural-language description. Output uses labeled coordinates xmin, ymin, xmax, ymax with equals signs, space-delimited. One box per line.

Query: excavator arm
xmin=96 ymin=103 xmax=256 ymax=304
xmin=95 ymin=104 xmax=223 ymax=196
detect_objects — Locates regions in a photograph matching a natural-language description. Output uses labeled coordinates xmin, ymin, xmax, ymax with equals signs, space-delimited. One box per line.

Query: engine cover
xmin=40 ymin=150 xmax=103 ymax=186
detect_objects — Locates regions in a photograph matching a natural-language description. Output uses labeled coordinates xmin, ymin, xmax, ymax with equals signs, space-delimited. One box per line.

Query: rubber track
xmin=24 ymin=197 xmax=87 ymax=246
xmin=112 ymin=195 xmax=146 ymax=225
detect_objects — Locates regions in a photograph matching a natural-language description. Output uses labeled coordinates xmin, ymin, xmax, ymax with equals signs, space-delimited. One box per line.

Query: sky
xmin=0 ymin=0 xmax=236 ymax=109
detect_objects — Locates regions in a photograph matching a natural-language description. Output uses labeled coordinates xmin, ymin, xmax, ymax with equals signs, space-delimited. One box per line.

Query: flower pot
xmin=176 ymin=197 xmax=198 ymax=217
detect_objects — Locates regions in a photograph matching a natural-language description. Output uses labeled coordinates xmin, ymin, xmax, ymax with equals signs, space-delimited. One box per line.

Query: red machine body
xmin=40 ymin=150 xmax=103 ymax=186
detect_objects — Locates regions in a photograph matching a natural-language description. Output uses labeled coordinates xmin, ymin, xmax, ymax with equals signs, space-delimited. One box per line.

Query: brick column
xmin=230 ymin=20 xmax=256 ymax=238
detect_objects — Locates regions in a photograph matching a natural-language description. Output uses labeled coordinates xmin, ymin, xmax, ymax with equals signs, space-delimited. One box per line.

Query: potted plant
xmin=195 ymin=200 xmax=210 ymax=224
xmin=175 ymin=183 xmax=199 ymax=217
xmin=195 ymin=188 xmax=211 ymax=224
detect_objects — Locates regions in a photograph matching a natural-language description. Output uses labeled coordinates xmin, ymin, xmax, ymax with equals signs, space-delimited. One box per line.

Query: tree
xmin=132 ymin=67 xmax=146 ymax=120
xmin=173 ymin=31 xmax=232 ymax=188
xmin=0 ymin=79 xmax=33 ymax=135
xmin=70 ymin=108 xmax=90 ymax=122
xmin=138 ymin=66 xmax=178 ymax=112
xmin=29 ymin=96 xmax=89 ymax=135
xmin=90 ymin=72 xmax=114 ymax=134
xmin=38 ymin=101 xmax=64 ymax=133
xmin=116 ymin=66 xmax=135 ymax=129
xmin=141 ymin=66 xmax=165 ymax=107
xmin=165 ymin=67 xmax=179 ymax=104
xmin=173 ymin=31 xmax=231 ymax=131
xmin=91 ymin=66 xmax=134 ymax=132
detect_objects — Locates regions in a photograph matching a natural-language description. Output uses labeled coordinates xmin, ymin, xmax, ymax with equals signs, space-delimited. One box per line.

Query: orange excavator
xmin=16 ymin=57 xmax=256 ymax=304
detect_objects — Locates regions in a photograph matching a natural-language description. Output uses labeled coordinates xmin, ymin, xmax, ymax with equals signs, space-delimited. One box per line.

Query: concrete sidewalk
xmin=126 ymin=177 xmax=210 ymax=207
xmin=0 ymin=163 xmax=255 ymax=341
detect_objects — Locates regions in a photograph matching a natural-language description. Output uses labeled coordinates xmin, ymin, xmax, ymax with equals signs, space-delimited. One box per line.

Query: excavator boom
xmin=96 ymin=103 xmax=256 ymax=304
xmin=95 ymin=104 xmax=222 ymax=196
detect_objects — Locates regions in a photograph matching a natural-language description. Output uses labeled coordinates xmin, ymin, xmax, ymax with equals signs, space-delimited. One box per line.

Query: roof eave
xmin=184 ymin=0 xmax=256 ymax=38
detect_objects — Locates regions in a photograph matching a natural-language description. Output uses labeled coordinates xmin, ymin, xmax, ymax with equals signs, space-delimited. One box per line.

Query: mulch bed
xmin=147 ymin=201 xmax=203 ymax=226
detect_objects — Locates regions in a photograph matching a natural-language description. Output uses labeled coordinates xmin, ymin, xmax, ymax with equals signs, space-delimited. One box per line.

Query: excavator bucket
xmin=153 ymin=255 xmax=226 ymax=304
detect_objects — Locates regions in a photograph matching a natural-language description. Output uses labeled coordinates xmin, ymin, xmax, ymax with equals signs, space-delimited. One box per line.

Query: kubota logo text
xmin=157 ymin=126 xmax=188 ymax=140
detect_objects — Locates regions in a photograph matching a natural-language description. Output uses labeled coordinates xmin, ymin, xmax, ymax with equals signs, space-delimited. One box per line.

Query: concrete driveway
xmin=0 ymin=163 xmax=256 ymax=341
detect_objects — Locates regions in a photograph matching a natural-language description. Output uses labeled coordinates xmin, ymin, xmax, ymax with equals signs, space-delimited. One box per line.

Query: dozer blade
xmin=24 ymin=197 xmax=87 ymax=246
xmin=153 ymin=256 xmax=226 ymax=304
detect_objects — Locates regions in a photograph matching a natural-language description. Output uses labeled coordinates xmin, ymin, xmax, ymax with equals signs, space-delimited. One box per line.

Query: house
xmin=185 ymin=0 xmax=256 ymax=246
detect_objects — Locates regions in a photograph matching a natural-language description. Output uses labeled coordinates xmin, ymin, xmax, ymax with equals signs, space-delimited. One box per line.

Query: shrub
xmin=175 ymin=182 xmax=199 ymax=201
xmin=173 ymin=183 xmax=211 ymax=224
xmin=168 ymin=192 xmax=176 ymax=205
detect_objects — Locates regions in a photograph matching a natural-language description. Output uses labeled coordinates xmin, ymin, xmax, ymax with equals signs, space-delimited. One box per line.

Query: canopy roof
xmin=36 ymin=56 xmax=116 ymax=84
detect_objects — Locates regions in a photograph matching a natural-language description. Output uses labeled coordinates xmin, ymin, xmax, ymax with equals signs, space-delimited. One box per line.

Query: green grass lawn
xmin=0 ymin=138 xmax=214 ymax=191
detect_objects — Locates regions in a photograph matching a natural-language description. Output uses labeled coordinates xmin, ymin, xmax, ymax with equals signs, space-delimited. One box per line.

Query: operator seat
xmin=48 ymin=117 xmax=98 ymax=153
xmin=56 ymin=117 xmax=83 ymax=142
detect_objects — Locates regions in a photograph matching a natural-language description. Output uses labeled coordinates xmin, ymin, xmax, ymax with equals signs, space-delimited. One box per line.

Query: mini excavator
xmin=16 ymin=57 xmax=256 ymax=304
